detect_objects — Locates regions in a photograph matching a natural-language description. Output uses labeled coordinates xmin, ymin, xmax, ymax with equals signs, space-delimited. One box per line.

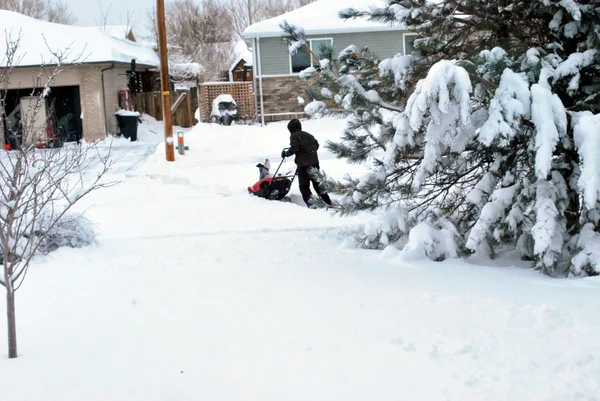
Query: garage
xmin=3 ymin=85 xmax=83 ymax=149
xmin=0 ymin=11 xmax=159 ymax=146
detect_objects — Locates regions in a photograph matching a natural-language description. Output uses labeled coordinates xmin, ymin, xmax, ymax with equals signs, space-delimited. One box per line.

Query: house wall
xmin=4 ymin=65 xmax=106 ymax=141
xmin=253 ymin=30 xmax=408 ymax=122
xmin=258 ymin=30 xmax=407 ymax=76
xmin=102 ymin=65 xmax=131 ymax=135
xmin=78 ymin=65 xmax=107 ymax=142
xmin=5 ymin=67 xmax=81 ymax=89
xmin=3 ymin=63 xmax=149 ymax=141
xmin=260 ymin=76 xmax=309 ymax=121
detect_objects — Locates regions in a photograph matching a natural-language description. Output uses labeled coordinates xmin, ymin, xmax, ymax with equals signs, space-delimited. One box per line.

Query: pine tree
xmin=280 ymin=0 xmax=600 ymax=276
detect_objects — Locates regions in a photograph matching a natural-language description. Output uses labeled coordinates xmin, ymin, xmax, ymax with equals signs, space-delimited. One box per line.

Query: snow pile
xmin=304 ymin=100 xmax=326 ymax=116
xmin=399 ymin=221 xmax=459 ymax=262
xmin=0 ymin=10 xmax=158 ymax=67
xmin=363 ymin=206 xmax=408 ymax=247
xmin=211 ymin=95 xmax=237 ymax=118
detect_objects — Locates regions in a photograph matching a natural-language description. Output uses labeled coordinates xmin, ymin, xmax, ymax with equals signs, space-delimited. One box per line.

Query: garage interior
xmin=2 ymin=85 xmax=83 ymax=149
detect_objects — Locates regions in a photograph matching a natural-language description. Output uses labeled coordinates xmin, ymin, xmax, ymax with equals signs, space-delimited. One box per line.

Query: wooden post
xmin=177 ymin=131 xmax=185 ymax=155
xmin=156 ymin=0 xmax=175 ymax=162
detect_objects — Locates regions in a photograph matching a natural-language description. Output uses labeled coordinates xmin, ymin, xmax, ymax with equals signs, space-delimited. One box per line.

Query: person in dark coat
xmin=281 ymin=119 xmax=332 ymax=208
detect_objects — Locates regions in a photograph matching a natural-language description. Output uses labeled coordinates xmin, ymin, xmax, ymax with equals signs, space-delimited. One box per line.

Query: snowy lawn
xmin=1 ymin=116 xmax=600 ymax=401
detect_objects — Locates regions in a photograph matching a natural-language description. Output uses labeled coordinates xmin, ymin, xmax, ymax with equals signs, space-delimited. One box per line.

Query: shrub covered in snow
xmin=283 ymin=0 xmax=600 ymax=276
xmin=1 ymin=213 xmax=98 ymax=262
xmin=169 ymin=53 xmax=203 ymax=83
xmin=38 ymin=213 xmax=98 ymax=255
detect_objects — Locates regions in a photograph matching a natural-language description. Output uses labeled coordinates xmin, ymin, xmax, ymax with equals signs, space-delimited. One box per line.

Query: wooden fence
xmin=132 ymin=89 xmax=199 ymax=128
xmin=198 ymin=82 xmax=254 ymax=123
xmin=132 ymin=82 xmax=255 ymax=127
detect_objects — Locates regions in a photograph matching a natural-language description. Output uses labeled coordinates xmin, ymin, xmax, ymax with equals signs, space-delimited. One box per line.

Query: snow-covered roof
xmin=0 ymin=11 xmax=158 ymax=68
xmin=242 ymin=0 xmax=404 ymax=38
xmin=228 ymin=41 xmax=253 ymax=81
xmin=230 ymin=41 xmax=253 ymax=69
xmin=100 ymin=25 xmax=133 ymax=39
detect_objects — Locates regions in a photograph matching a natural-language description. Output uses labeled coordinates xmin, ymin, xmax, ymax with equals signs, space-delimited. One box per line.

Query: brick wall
xmin=102 ymin=65 xmax=130 ymax=135
xmin=259 ymin=76 xmax=309 ymax=122
xmin=79 ymin=66 xmax=106 ymax=142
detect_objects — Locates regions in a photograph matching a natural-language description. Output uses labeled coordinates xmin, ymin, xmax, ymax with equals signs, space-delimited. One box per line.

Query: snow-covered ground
xmin=1 ymin=116 xmax=600 ymax=401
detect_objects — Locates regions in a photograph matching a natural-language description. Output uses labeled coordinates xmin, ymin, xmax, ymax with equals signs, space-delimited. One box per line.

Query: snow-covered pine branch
xmin=281 ymin=0 xmax=600 ymax=275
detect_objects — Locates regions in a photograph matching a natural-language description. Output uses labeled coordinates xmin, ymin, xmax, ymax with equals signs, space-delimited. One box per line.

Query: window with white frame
xmin=290 ymin=38 xmax=332 ymax=73
xmin=403 ymin=33 xmax=420 ymax=56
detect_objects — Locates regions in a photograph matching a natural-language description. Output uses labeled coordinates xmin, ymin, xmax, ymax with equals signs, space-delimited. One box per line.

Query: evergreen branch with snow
xmin=283 ymin=0 xmax=600 ymax=276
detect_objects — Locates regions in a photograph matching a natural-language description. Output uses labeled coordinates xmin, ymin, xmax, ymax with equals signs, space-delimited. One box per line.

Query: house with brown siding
xmin=0 ymin=11 xmax=158 ymax=146
xmin=242 ymin=0 xmax=418 ymax=124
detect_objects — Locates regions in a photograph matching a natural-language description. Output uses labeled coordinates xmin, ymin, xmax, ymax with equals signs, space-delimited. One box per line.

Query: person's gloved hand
xmin=281 ymin=149 xmax=287 ymax=158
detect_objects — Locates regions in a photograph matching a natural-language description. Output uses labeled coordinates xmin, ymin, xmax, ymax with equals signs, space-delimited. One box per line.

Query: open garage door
xmin=3 ymin=85 xmax=83 ymax=149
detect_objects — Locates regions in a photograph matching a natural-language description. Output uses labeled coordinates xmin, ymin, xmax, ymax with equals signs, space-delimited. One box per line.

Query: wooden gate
xmin=133 ymin=88 xmax=199 ymax=128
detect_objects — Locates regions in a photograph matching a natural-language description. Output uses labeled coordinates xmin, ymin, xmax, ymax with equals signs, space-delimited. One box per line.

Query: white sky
xmin=64 ymin=0 xmax=181 ymax=39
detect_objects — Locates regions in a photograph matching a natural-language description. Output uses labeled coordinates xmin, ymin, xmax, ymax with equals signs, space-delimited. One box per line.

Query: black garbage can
xmin=115 ymin=112 xmax=140 ymax=141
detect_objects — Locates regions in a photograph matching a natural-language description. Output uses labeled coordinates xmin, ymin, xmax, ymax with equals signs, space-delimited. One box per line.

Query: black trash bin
xmin=115 ymin=111 xmax=140 ymax=141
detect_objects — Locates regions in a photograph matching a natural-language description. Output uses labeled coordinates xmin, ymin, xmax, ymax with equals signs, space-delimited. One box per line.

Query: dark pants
xmin=297 ymin=164 xmax=332 ymax=207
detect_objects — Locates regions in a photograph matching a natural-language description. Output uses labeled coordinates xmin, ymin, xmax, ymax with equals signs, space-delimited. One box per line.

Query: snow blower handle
xmin=271 ymin=150 xmax=289 ymax=179
xmin=281 ymin=147 xmax=290 ymax=159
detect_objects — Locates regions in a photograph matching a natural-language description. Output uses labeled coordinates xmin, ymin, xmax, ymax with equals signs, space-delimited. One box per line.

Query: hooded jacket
xmin=284 ymin=130 xmax=320 ymax=167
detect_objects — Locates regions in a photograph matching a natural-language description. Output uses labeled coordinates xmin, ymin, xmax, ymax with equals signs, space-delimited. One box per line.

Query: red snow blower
xmin=248 ymin=149 xmax=297 ymax=202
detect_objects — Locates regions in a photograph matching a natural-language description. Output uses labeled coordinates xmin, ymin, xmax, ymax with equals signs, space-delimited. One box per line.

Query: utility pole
xmin=156 ymin=0 xmax=175 ymax=162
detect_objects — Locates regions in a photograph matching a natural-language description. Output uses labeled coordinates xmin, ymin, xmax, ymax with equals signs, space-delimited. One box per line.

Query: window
xmin=403 ymin=33 xmax=420 ymax=56
xmin=290 ymin=38 xmax=332 ymax=73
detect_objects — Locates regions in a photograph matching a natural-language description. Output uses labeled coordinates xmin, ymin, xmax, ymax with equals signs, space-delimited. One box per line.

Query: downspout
xmin=251 ymin=37 xmax=259 ymax=123
xmin=100 ymin=63 xmax=115 ymax=136
xmin=256 ymin=36 xmax=265 ymax=126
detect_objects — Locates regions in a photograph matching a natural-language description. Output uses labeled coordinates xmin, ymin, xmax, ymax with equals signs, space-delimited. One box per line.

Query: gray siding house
xmin=242 ymin=0 xmax=417 ymax=124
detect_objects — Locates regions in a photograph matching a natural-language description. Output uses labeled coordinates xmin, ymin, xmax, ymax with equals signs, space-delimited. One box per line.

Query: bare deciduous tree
xmin=0 ymin=0 xmax=77 ymax=24
xmin=142 ymin=0 xmax=315 ymax=83
xmin=45 ymin=0 xmax=75 ymax=24
xmin=0 ymin=31 xmax=116 ymax=359
xmin=166 ymin=0 xmax=233 ymax=52
xmin=228 ymin=0 xmax=316 ymax=38
xmin=159 ymin=0 xmax=236 ymax=82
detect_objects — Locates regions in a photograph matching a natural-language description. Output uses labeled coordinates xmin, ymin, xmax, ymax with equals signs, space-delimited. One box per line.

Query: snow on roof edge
xmin=242 ymin=24 xmax=405 ymax=38
xmin=242 ymin=0 xmax=405 ymax=38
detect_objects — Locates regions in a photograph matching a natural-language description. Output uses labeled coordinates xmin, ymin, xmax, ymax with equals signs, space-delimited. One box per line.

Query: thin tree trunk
xmin=6 ymin=285 xmax=17 ymax=358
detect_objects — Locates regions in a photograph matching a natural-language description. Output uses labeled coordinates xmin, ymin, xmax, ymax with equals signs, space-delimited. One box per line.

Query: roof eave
xmin=0 ymin=60 xmax=159 ymax=69
xmin=242 ymin=25 xmax=405 ymax=38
